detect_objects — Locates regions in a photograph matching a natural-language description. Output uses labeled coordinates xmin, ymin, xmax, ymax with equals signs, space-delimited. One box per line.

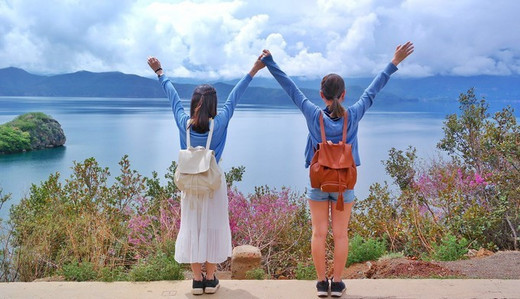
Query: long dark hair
xmin=190 ymin=84 xmax=217 ymax=133
xmin=320 ymin=73 xmax=345 ymax=118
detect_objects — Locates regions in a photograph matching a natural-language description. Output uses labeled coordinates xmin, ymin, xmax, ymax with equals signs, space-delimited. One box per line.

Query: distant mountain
xmin=1 ymin=67 xmax=518 ymax=114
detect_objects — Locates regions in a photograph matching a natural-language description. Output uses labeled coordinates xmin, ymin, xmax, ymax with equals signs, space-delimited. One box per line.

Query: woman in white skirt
xmin=147 ymin=55 xmax=265 ymax=295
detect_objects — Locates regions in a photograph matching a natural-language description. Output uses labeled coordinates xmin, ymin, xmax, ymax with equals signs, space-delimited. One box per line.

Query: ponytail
xmin=329 ymin=97 xmax=345 ymax=119
xmin=190 ymin=85 xmax=217 ymax=133
xmin=320 ymin=73 xmax=346 ymax=118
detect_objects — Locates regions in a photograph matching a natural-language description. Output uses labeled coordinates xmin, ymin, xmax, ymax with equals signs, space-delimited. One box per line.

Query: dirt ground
xmin=342 ymin=251 xmax=520 ymax=279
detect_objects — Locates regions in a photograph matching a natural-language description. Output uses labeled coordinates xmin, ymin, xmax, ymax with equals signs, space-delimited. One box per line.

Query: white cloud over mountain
xmin=0 ymin=0 xmax=518 ymax=79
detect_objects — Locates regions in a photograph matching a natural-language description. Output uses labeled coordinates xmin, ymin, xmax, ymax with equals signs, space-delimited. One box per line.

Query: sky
xmin=0 ymin=0 xmax=519 ymax=79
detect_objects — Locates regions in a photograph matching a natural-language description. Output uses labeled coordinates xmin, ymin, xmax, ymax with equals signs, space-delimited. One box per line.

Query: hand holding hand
xmin=249 ymin=54 xmax=266 ymax=77
xmin=391 ymin=42 xmax=414 ymax=66
xmin=261 ymin=49 xmax=271 ymax=60
xmin=147 ymin=56 xmax=164 ymax=76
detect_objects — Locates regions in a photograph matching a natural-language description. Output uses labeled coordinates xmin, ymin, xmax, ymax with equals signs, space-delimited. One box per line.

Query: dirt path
xmin=343 ymin=251 xmax=520 ymax=279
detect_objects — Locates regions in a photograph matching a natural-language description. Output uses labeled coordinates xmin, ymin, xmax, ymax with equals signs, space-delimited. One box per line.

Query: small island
xmin=0 ymin=112 xmax=66 ymax=154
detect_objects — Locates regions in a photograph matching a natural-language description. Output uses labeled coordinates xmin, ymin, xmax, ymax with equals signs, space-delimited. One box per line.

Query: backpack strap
xmin=186 ymin=119 xmax=192 ymax=148
xmin=342 ymin=111 xmax=348 ymax=143
xmin=319 ymin=112 xmax=327 ymax=143
xmin=185 ymin=118 xmax=214 ymax=149
xmin=205 ymin=119 xmax=214 ymax=149
xmin=320 ymin=111 xmax=348 ymax=143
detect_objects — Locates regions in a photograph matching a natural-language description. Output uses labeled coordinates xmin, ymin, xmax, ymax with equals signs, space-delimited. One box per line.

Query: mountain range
xmin=1 ymin=67 xmax=518 ymax=113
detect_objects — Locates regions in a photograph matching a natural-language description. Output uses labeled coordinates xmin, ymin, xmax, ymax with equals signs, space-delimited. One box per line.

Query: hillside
xmin=0 ymin=67 xmax=518 ymax=114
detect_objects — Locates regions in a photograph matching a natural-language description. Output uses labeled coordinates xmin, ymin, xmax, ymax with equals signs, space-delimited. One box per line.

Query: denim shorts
xmin=308 ymin=183 xmax=356 ymax=203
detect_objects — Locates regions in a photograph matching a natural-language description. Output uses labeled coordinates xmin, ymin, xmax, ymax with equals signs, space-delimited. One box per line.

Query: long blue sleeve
xmin=349 ymin=63 xmax=398 ymax=123
xmin=158 ymin=75 xmax=189 ymax=131
xmin=157 ymin=73 xmax=252 ymax=163
xmin=261 ymin=55 xmax=320 ymax=118
xmin=217 ymin=74 xmax=253 ymax=124
xmin=262 ymin=55 xmax=399 ymax=168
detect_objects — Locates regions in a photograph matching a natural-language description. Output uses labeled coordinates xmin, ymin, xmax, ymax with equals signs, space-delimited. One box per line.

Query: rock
xmin=0 ymin=112 xmax=66 ymax=154
xmin=231 ymin=245 xmax=262 ymax=279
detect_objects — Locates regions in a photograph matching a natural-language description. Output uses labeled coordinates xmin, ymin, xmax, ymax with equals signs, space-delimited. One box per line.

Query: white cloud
xmin=0 ymin=0 xmax=519 ymax=78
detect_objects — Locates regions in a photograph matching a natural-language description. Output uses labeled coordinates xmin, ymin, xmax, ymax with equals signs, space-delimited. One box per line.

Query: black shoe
xmin=330 ymin=279 xmax=346 ymax=297
xmin=191 ymin=277 xmax=204 ymax=295
xmin=204 ymin=274 xmax=220 ymax=294
xmin=316 ymin=278 xmax=329 ymax=297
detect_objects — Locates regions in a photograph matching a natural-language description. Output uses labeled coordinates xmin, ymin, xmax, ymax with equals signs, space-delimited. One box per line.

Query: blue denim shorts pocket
xmin=307 ymin=183 xmax=355 ymax=203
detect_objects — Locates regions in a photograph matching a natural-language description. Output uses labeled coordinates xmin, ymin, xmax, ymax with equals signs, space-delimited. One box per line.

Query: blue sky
xmin=0 ymin=0 xmax=519 ymax=79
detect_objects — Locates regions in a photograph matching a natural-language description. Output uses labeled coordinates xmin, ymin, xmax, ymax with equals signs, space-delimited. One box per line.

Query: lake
xmin=1 ymin=96 xmax=452 ymax=218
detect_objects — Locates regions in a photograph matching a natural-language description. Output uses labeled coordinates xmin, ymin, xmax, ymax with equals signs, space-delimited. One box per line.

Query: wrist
xmin=154 ymin=67 xmax=164 ymax=77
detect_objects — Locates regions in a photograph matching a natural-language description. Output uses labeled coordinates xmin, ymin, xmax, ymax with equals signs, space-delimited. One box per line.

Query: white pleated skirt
xmin=174 ymin=168 xmax=232 ymax=264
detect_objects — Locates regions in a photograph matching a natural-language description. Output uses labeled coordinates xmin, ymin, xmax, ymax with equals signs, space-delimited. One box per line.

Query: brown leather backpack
xmin=309 ymin=111 xmax=357 ymax=211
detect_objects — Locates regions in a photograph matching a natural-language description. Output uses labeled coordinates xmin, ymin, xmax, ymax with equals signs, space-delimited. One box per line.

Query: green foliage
xmin=9 ymin=156 xmax=147 ymax=281
xmin=228 ymin=186 xmax=312 ymax=279
xmin=431 ymin=234 xmax=469 ymax=261
xmin=128 ymin=251 xmax=183 ymax=281
xmin=62 ymin=261 xmax=97 ymax=282
xmin=347 ymin=235 xmax=386 ymax=266
xmin=99 ymin=266 xmax=128 ymax=282
xmin=145 ymin=161 xmax=179 ymax=201
xmin=0 ymin=126 xmax=31 ymax=154
xmin=352 ymin=89 xmax=519 ymax=258
xmin=225 ymin=165 xmax=245 ymax=188
xmin=245 ymin=268 xmax=266 ymax=280
xmin=294 ymin=262 xmax=316 ymax=280
xmin=383 ymin=146 xmax=417 ymax=191
xmin=0 ymin=112 xmax=64 ymax=154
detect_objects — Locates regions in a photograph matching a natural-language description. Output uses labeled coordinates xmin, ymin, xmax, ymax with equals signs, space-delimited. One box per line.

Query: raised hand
xmin=249 ymin=54 xmax=266 ymax=77
xmin=261 ymin=49 xmax=272 ymax=59
xmin=147 ymin=56 xmax=164 ymax=76
xmin=391 ymin=42 xmax=414 ymax=66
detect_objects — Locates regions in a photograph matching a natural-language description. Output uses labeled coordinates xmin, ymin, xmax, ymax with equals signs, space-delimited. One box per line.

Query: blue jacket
xmin=261 ymin=55 xmax=398 ymax=168
xmin=158 ymin=74 xmax=252 ymax=162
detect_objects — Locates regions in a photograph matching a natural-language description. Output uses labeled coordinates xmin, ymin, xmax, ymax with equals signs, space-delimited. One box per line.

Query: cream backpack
xmin=174 ymin=119 xmax=222 ymax=198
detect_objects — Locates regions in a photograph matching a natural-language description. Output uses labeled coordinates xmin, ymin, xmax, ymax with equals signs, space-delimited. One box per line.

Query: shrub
xmin=431 ymin=234 xmax=469 ymax=261
xmin=128 ymin=251 xmax=183 ymax=281
xmin=0 ymin=126 xmax=31 ymax=154
xmin=347 ymin=235 xmax=386 ymax=266
xmin=228 ymin=186 xmax=311 ymax=278
xmin=99 ymin=266 xmax=128 ymax=282
xmin=294 ymin=262 xmax=316 ymax=280
xmin=245 ymin=268 xmax=266 ymax=280
xmin=62 ymin=261 xmax=97 ymax=281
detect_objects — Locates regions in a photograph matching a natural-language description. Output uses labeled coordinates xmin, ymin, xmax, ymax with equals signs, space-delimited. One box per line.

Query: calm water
xmin=0 ymin=97 xmax=447 ymax=218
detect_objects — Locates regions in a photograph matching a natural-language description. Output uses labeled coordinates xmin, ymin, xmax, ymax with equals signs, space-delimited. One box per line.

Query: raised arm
xmin=260 ymin=50 xmax=319 ymax=116
xmin=350 ymin=42 xmax=414 ymax=122
xmin=147 ymin=56 xmax=188 ymax=128
xmin=219 ymin=55 xmax=265 ymax=121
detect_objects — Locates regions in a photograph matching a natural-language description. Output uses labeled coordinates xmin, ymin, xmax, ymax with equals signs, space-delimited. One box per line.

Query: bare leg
xmin=191 ymin=263 xmax=203 ymax=281
xmin=308 ymin=199 xmax=330 ymax=281
xmin=206 ymin=262 xmax=217 ymax=279
xmin=330 ymin=201 xmax=354 ymax=281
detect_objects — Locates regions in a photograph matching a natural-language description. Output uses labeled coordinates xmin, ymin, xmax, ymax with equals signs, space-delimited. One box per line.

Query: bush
xmin=245 ymin=268 xmax=266 ymax=280
xmin=99 ymin=266 xmax=128 ymax=282
xmin=228 ymin=186 xmax=311 ymax=278
xmin=62 ymin=261 xmax=97 ymax=281
xmin=0 ymin=126 xmax=31 ymax=154
xmin=128 ymin=251 xmax=184 ymax=281
xmin=431 ymin=234 xmax=469 ymax=261
xmin=294 ymin=262 xmax=316 ymax=280
xmin=351 ymin=90 xmax=519 ymax=258
xmin=347 ymin=235 xmax=386 ymax=266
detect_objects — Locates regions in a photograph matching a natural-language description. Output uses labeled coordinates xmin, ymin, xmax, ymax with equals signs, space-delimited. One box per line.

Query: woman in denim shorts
xmin=261 ymin=42 xmax=414 ymax=297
